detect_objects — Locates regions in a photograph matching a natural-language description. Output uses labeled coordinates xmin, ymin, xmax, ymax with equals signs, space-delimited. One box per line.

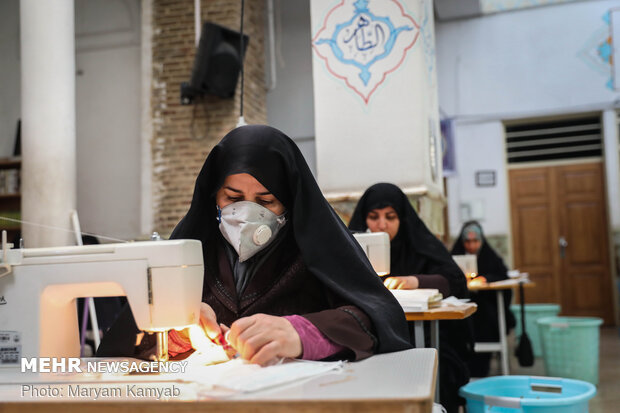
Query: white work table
xmin=0 ymin=348 xmax=437 ymax=413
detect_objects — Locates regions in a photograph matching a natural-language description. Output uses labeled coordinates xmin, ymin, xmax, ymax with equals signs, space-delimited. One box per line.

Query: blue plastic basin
xmin=460 ymin=376 xmax=596 ymax=413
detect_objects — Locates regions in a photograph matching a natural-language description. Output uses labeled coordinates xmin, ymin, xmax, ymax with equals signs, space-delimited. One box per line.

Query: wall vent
xmin=505 ymin=116 xmax=602 ymax=164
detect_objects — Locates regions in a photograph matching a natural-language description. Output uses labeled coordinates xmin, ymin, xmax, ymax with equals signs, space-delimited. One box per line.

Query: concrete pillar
xmin=20 ymin=0 xmax=76 ymax=247
xmin=309 ymin=1 xmax=442 ymax=195
xmin=141 ymin=0 xmax=153 ymax=236
xmin=603 ymin=110 xmax=620 ymax=229
xmin=309 ymin=0 xmax=444 ymax=232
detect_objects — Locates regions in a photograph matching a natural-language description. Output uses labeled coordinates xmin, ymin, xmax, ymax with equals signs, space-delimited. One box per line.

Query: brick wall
xmin=150 ymin=0 xmax=266 ymax=235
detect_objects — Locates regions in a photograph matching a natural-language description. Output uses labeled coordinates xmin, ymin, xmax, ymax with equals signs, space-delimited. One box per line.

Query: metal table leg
xmin=431 ymin=320 xmax=440 ymax=402
xmin=497 ymin=290 xmax=509 ymax=375
xmin=414 ymin=320 xmax=424 ymax=348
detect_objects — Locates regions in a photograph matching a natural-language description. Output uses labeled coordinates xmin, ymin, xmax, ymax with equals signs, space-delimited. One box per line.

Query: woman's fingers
xmin=394 ymin=277 xmax=407 ymax=289
xmin=236 ymin=329 xmax=271 ymax=360
xmin=250 ymin=340 xmax=282 ymax=366
xmin=231 ymin=317 xmax=267 ymax=359
xmin=227 ymin=316 xmax=257 ymax=352
xmin=384 ymin=276 xmax=418 ymax=290
xmin=405 ymin=275 xmax=420 ymax=289
xmin=183 ymin=303 xmax=220 ymax=351
xmin=384 ymin=277 xmax=404 ymax=289
xmin=218 ymin=324 xmax=238 ymax=358
xmin=199 ymin=302 xmax=221 ymax=339
xmin=227 ymin=314 xmax=301 ymax=364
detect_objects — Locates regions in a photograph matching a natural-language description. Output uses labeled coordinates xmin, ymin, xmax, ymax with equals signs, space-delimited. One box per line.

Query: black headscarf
xmin=170 ymin=125 xmax=411 ymax=353
xmin=348 ymin=183 xmax=468 ymax=299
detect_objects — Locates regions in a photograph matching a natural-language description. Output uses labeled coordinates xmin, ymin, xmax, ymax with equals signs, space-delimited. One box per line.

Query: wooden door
xmin=555 ymin=163 xmax=613 ymax=322
xmin=509 ymin=163 xmax=614 ymax=324
xmin=510 ymin=167 xmax=562 ymax=304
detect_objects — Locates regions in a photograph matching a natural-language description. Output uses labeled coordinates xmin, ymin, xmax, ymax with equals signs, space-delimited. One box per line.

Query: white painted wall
xmin=0 ymin=0 xmax=142 ymax=241
xmin=265 ymin=0 xmax=317 ymax=176
xmin=437 ymin=0 xmax=620 ymax=238
xmin=0 ymin=0 xmax=21 ymax=158
xmin=75 ymin=0 xmax=141 ymax=241
xmin=437 ymin=0 xmax=619 ymax=118
xmin=480 ymin=0 xmax=584 ymax=15
xmin=446 ymin=121 xmax=509 ymax=235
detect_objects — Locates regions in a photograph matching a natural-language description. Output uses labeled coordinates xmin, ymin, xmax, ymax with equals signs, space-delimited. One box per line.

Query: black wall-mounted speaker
xmin=181 ymin=22 xmax=249 ymax=104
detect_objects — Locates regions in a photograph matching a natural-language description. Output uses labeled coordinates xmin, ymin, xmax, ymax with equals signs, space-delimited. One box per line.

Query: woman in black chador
xmin=98 ymin=125 xmax=411 ymax=364
xmin=349 ymin=183 xmax=473 ymax=413
xmin=451 ymin=220 xmax=516 ymax=377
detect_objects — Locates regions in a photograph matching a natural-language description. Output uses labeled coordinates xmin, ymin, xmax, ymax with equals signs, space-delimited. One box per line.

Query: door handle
xmin=559 ymin=236 xmax=568 ymax=259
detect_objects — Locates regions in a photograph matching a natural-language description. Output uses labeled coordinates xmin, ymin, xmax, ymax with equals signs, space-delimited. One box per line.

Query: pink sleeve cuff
xmin=283 ymin=315 xmax=346 ymax=360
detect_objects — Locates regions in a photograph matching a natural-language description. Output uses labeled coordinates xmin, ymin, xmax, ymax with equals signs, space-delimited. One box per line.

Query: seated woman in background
xmin=348 ymin=183 xmax=468 ymax=298
xmin=98 ymin=125 xmax=411 ymax=365
xmin=348 ymin=183 xmax=473 ymax=413
xmin=451 ymin=221 xmax=516 ymax=377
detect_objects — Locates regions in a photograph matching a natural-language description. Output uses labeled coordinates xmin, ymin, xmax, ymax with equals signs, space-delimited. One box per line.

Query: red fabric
xmin=168 ymin=329 xmax=191 ymax=357
xmin=283 ymin=314 xmax=346 ymax=360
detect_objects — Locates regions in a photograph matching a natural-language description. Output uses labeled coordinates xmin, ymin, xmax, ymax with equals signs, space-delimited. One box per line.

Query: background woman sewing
xmin=451 ymin=220 xmax=516 ymax=377
xmin=348 ymin=183 xmax=473 ymax=413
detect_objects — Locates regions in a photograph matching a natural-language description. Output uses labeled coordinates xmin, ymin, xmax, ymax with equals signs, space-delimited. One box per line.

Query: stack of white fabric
xmin=390 ymin=289 xmax=443 ymax=312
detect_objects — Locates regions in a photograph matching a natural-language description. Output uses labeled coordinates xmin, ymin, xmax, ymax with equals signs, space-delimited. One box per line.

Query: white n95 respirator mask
xmin=217 ymin=201 xmax=287 ymax=262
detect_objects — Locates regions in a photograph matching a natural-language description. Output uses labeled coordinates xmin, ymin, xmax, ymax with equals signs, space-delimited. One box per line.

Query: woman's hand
xmin=172 ymin=303 xmax=222 ymax=351
xmin=384 ymin=275 xmax=420 ymax=290
xmin=197 ymin=302 xmax=221 ymax=340
xmin=226 ymin=314 xmax=302 ymax=366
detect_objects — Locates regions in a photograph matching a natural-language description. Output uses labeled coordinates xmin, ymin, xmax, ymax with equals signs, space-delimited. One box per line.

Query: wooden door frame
xmin=500 ymin=131 xmax=514 ymax=269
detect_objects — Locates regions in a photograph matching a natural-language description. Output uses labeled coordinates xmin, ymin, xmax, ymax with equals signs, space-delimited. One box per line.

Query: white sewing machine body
xmin=0 ymin=239 xmax=204 ymax=366
xmin=452 ymin=254 xmax=478 ymax=277
xmin=353 ymin=232 xmax=390 ymax=276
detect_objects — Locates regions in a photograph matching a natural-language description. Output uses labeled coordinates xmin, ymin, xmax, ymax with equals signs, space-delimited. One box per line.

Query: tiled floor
xmin=590 ymin=328 xmax=620 ymax=413
xmin=484 ymin=327 xmax=620 ymax=413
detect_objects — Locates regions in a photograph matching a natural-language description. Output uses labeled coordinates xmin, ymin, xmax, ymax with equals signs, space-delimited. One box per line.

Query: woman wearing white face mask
xmin=98 ymin=125 xmax=411 ymax=365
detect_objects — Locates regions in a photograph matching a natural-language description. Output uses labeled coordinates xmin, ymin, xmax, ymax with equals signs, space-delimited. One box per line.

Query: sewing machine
xmin=352 ymin=232 xmax=390 ymax=276
xmin=452 ymin=254 xmax=478 ymax=280
xmin=0 ymin=237 xmax=204 ymax=367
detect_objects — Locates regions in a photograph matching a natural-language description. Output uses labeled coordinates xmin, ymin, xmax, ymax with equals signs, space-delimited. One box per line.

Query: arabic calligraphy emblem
xmin=313 ymin=0 xmax=419 ymax=103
